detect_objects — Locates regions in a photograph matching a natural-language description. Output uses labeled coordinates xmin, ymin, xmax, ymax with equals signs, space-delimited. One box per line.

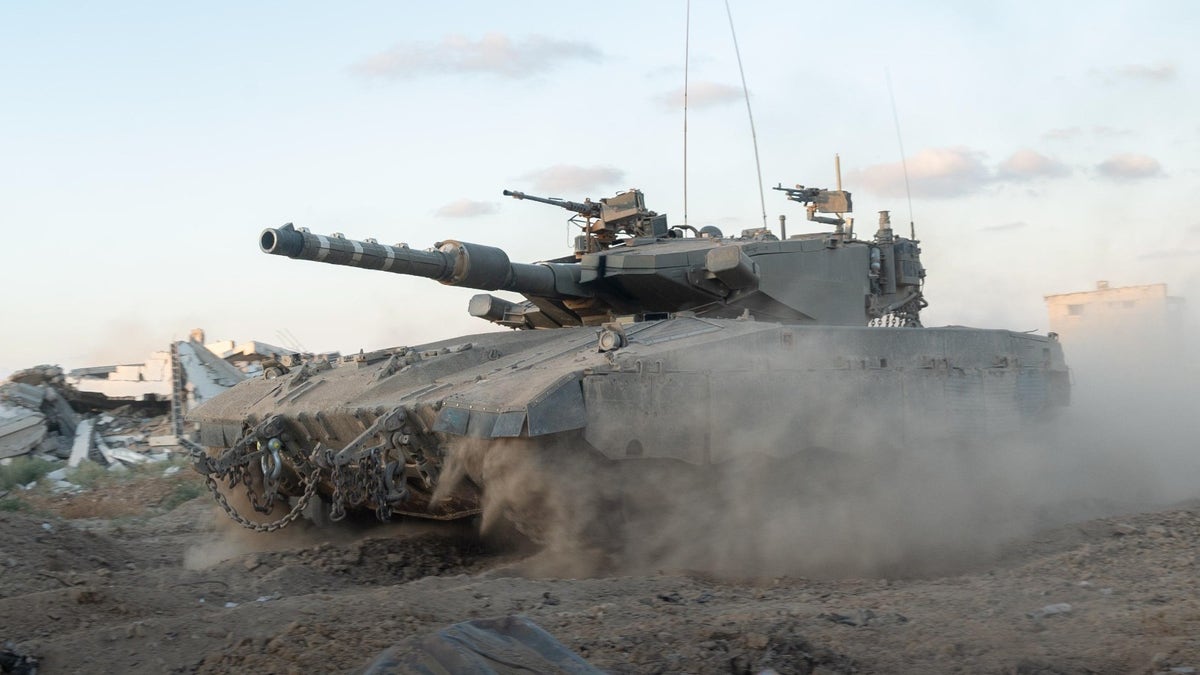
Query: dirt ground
xmin=1 ymin=467 xmax=1198 ymax=675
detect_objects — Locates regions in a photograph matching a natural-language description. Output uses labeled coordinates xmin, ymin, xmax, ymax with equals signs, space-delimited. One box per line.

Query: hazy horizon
xmin=2 ymin=1 xmax=1197 ymax=375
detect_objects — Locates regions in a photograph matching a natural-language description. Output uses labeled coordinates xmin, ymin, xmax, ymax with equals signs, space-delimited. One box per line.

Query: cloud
xmin=996 ymin=149 xmax=1070 ymax=180
xmin=1043 ymin=127 xmax=1082 ymax=142
xmin=851 ymin=146 xmax=1074 ymax=198
xmin=1092 ymin=62 xmax=1178 ymax=84
xmin=1116 ymin=63 xmax=1177 ymax=82
xmin=982 ymin=221 xmax=1029 ymax=233
xmin=655 ymin=81 xmax=742 ymax=110
xmin=517 ymin=165 xmax=625 ymax=195
xmin=1096 ymin=153 xmax=1163 ymax=180
xmin=1138 ymin=248 xmax=1200 ymax=260
xmin=1044 ymin=126 xmax=1132 ymax=142
xmin=435 ymin=199 xmax=498 ymax=218
xmin=352 ymin=33 xmax=601 ymax=80
xmin=849 ymin=147 xmax=991 ymax=198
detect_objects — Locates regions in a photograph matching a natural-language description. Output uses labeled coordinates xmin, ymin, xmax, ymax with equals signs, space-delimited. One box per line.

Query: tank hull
xmin=189 ymin=318 xmax=1069 ymax=525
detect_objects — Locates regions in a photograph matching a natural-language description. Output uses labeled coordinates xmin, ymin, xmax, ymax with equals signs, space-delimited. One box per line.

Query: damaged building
xmin=0 ymin=329 xmax=310 ymax=471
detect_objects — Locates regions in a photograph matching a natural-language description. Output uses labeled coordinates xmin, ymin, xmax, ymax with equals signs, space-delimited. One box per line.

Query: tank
xmin=188 ymin=183 xmax=1070 ymax=532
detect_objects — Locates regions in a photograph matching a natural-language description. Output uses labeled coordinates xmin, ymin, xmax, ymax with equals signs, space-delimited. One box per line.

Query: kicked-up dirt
xmin=0 ymin=463 xmax=1198 ymax=675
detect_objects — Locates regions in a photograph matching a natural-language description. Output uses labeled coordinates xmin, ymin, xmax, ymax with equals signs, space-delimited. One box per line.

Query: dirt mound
xmin=0 ymin=468 xmax=1198 ymax=674
xmin=0 ymin=511 xmax=136 ymax=598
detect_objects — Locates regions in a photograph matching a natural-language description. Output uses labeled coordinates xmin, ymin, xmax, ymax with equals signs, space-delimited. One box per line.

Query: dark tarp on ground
xmin=362 ymin=615 xmax=602 ymax=675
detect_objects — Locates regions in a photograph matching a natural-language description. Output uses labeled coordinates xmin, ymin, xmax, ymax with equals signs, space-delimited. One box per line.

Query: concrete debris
xmin=1029 ymin=603 xmax=1073 ymax=619
xmin=68 ymin=419 xmax=95 ymax=468
xmin=51 ymin=479 xmax=82 ymax=494
xmin=0 ymin=406 xmax=46 ymax=460
xmin=363 ymin=615 xmax=602 ymax=675
xmin=1 ymin=371 xmax=78 ymax=461
xmin=105 ymin=446 xmax=151 ymax=465
xmin=2 ymin=370 xmax=181 ymax=468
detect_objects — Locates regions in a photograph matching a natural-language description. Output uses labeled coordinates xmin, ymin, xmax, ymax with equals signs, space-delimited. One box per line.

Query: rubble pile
xmin=0 ymin=365 xmax=81 ymax=461
xmin=0 ymin=366 xmax=180 ymax=490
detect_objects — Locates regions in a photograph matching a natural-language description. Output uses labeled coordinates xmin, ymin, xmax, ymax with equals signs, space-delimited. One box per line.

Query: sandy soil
xmin=1 ymin=469 xmax=1198 ymax=675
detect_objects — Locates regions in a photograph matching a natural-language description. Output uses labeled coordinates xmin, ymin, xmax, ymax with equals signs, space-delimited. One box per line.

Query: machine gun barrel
xmin=503 ymin=189 xmax=602 ymax=218
xmin=260 ymin=223 xmax=586 ymax=298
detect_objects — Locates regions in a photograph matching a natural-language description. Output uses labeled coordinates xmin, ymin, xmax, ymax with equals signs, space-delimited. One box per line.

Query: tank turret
xmin=261 ymin=184 xmax=927 ymax=328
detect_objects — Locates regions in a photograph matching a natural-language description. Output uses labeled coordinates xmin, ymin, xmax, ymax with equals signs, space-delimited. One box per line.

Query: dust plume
xmin=442 ymin=320 xmax=1197 ymax=581
xmin=184 ymin=481 xmax=332 ymax=570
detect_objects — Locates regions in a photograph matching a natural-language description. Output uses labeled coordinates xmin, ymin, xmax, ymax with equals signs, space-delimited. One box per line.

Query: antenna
xmin=276 ymin=329 xmax=307 ymax=354
xmin=885 ymin=69 xmax=916 ymax=239
xmin=724 ymin=0 xmax=767 ymax=229
xmin=682 ymin=0 xmax=691 ymax=226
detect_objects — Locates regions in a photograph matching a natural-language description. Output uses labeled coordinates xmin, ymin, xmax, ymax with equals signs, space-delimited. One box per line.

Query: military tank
xmin=188 ymin=183 xmax=1069 ymax=532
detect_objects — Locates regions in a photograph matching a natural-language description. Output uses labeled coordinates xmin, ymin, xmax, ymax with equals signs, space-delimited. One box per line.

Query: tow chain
xmin=183 ymin=434 xmax=320 ymax=533
xmin=185 ymin=405 xmax=435 ymax=531
xmin=202 ymin=464 xmax=318 ymax=533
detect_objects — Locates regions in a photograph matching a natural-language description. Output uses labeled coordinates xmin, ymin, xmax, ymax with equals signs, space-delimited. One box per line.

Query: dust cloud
xmin=184 ymin=483 xmax=334 ymax=570
xmin=442 ymin=319 xmax=1197 ymax=581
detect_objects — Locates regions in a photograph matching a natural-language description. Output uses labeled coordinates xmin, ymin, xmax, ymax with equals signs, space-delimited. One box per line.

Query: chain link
xmin=201 ymin=454 xmax=319 ymax=533
xmin=329 ymin=460 xmax=347 ymax=522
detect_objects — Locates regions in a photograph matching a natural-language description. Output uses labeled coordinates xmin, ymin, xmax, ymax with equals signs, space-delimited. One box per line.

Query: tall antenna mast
xmin=724 ymin=0 xmax=767 ymax=229
xmin=682 ymin=0 xmax=691 ymax=226
xmin=885 ymin=69 xmax=916 ymax=239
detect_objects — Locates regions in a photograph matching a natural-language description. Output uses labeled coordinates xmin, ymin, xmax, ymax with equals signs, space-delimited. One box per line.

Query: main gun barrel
xmin=260 ymin=223 xmax=586 ymax=298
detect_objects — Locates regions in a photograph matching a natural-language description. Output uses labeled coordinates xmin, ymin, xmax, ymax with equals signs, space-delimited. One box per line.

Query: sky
xmin=2 ymin=1 xmax=1198 ymax=375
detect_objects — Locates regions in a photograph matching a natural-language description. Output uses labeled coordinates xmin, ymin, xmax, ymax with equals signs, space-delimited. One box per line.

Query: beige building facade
xmin=1044 ymin=281 xmax=1184 ymax=356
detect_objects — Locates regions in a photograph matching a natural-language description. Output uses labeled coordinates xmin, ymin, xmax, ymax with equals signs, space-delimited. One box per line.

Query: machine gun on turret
xmin=504 ymin=189 xmax=668 ymax=252
xmin=501 ymin=190 xmax=602 ymax=219
xmin=773 ymin=184 xmax=853 ymax=229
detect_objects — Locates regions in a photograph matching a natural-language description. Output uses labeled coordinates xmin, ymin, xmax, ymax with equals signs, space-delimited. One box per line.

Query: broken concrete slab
xmin=176 ymin=340 xmax=246 ymax=401
xmin=68 ymin=419 xmax=95 ymax=468
xmin=42 ymin=386 xmax=79 ymax=437
xmin=106 ymin=446 xmax=150 ymax=465
xmin=0 ymin=406 xmax=47 ymax=460
xmin=1 ymin=377 xmax=81 ymax=460
xmin=3 ymin=382 xmax=45 ymax=408
xmin=51 ymin=479 xmax=82 ymax=494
